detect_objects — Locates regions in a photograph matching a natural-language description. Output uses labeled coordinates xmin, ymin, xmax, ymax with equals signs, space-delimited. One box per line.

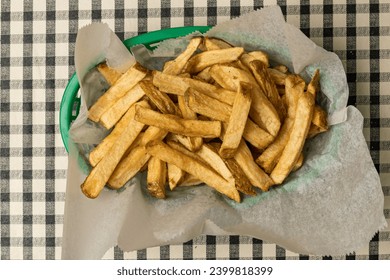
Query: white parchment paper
xmin=61 ymin=6 xmax=386 ymax=259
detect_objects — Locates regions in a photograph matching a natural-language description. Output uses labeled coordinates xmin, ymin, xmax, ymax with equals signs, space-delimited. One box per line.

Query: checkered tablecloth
xmin=1 ymin=0 xmax=389 ymax=260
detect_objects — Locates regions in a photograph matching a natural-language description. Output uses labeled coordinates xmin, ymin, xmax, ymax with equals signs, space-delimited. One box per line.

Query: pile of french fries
xmin=80 ymin=36 xmax=328 ymax=203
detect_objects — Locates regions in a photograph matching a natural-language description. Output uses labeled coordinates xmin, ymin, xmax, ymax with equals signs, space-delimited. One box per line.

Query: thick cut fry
xmin=234 ymin=140 xmax=273 ymax=192
xmin=178 ymin=96 xmax=203 ymax=151
xmin=256 ymin=75 xmax=305 ymax=173
xmin=185 ymin=47 xmax=245 ymax=74
xmin=108 ymin=145 xmax=151 ymax=189
xmin=195 ymin=67 xmax=214 ymax=83
xmin=249 ymin=60 xmax=286 ymax=121
xmin=292 ymin=153 xmax=304 ymax=171
xmin=270 ymin=93 xmax=315 ymax=184
xmin=147 ymin=156 xmax=167 ymax=199
xmin=178 ymin=173 xmax=203 ymax=187
xmin=268 ymin=68 xmax=287 ymax=86
xmin=312 ymin=104 xmax=328 ymax=132
xmin=147 ymin=140 xmax=240 ymax=202
xmin=81 ymin=102 xmax=146 ymax=198
xmin=209 ymin=64 xmax=280 ymax=136
xmin=306 ymin=69 xmax=320 ymax=99
xmin=139 ymin=126 xmax=169 ymax=146
xmin=99 ymin=83 xmax=146 ymax=129
xmin=273 ymin=65 xmax=289 ymax=73
xmin=163 ymin=37 xmax=202 ymax=75
xmin=88 ymin=62 xmax=148 ymax=122
xmin=247 ymin=51 xmax=269 ymax=67
xmin=224 ymin=157 xmax=256 ymax=196
xmin=203 ymin=37 xmax=233 ymax=50
xmin=220 ymin=82 xmax=252 ymax=158
xmin=152 ymin=70 xmax=188 ymax=95
xmin=97 ymin=63 xmax=122 ymax=85
xmin=196 ymin=144 xmax=234 ymax=182
xmin=185 ymin=88 xmax=274 ymax=150
xmin=134 ymin=105 xmax=221 ymax=138
xmin=207 ymin=142 xmax=256 ymax=196
xmin=89 ymin=100 xmax=150 ymax=167
xmin=152 ymin=71 xmax=236 ymax=105
xmin=168 ymin=163 xmax=186 ymax=190
xmin=139 ymin=80 xmax=181 ymax=116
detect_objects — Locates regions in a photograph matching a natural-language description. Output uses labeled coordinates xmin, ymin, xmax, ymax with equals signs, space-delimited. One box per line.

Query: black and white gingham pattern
xmin=0 ymin=0 xmax=389 ymax=260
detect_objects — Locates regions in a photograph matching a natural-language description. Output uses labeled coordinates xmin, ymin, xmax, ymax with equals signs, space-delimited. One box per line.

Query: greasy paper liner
xmin=62 ymin=6 xmax=386 ymax=259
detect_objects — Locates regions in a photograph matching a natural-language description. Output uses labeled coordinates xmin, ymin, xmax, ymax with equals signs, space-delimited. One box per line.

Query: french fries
xmin=80 ymin=36 xmax=328 ymax=202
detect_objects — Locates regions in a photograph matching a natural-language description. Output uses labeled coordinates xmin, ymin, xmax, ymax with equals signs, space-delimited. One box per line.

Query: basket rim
xmin=59 ymin=26 xmax=211 ymax=152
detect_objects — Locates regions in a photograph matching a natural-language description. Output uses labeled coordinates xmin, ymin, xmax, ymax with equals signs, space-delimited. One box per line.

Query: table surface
xmin=1 ymin=0 xmax=389 ymax=260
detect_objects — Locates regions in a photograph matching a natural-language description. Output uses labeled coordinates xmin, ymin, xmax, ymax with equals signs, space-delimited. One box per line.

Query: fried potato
xmin=247 ymin=51 xmax=269 ymax=67
xmin=178 ymin=95 xmax=203 ymax=151
xmin=168 ymin=163 xmax=186 ymax=190
xmin=268 ymin=68 xmax=287 ymax=86
xmin=219 ymin=82 xmax=252 ymax=158
xmin=185 ymin=47 xmax=244 ymax=74
xmin=89 ymin=100 xmax=150 ymax=167
xmin=97 ymin=63 xmax=122 ymax=85
xmin=147 ymin=140 xmax=240 ymax=202
xmin=256 ymin=74 xmax=305 ymax=173
xmin=81 ymin=101 xmax=147 ymax=198
xmin=270 ymin=93 xmax=315 ymax=184
xmin=108 ymin=145 xmax=151 ymax=189
xmin=234 ymin=140 xmax=274 ymax=192
xmin=203 ymin=37 xmax=233 ymax=50
xmin=249 ymin=60 xmax=286 ymax=121
xmin=88 ymin=62 xmax=148 ymax=122
xmin=307 ymin=69 xmax=320 ymax=99
xmin=163 ymin=37 xmax=202 ymax=75
xmin=209 ymin=64 xmax=281 ymax=136
xmin=312 ymin=104 xmax=328 ymax=132
xmin=292 ymin=153 xmax=304 ymax=171
xmin=178 ymin=173 xmax=203 ymax=187
xmin=134 ymin=105 xmax=221 ymax=138
xmin=185 ymin=88 xmax=274 ymax=150
xmin=147 ymin=156 xmax=167 ymax=199
xmin=99 ymin=83 xmax=146 ymax=129
xmin=139 ymin=80 xmax=181 ymax=116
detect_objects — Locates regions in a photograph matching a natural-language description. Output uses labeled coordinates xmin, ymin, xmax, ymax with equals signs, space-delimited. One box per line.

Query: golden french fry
xmin=147 ymin=140 xmax=240 ymax=202
xmin=178 ymin=95 xmax=203 ymax=151
xmin=234 ymin=140 xmax=273 ymax=192
xmin=147 ymin=156 xmax=167 ymax=199
xmin=270 ymin=93 xmax=315 ymax=184
xmin=196 ymin=144 xmax=234 ymax=182
xmin=89 ymin=100 xmax=150 ymax=167
xmin=152 ymin=71 xmax=236 ymax=105
xmin=139 ymin=80 xmax=182 ymax=116
xmin=249 ymin=60 xmax=286 ymax=121
xmin=292 ymin=153 xmax=304 ymax=171
xmin=195 ymin=67 xmax=214 ymax=83
xmin=99 ymin=83 xmax=146 ymax=129
xmin=163 ymin=37 xmax=202 ymax=75
xmin=184 ymin=47 xmax=244 ymax=74
xmin=81 ymin=101 xmax=147 ymax=198
xmin=224 ymin=157 xmax=256 ymax=196
xmin=247 ymin=51 xmax=269 ymax=67
xmin=267 ymin=68 xmax=287 ymax=86
xmin=209 ymin=64 xmax=281 ymax=136
xmin=273 ymin=65 xmax=289 ymax=73
xmin=178 ymin=173 xmax=203 ymax=187
xmin=312 ymin=104 xmax=328 ymax=132
xmin=185 ymin=88 xmax=274 ymax=150
xmin=168 ymin=163 xmax=186 ymax=190
xmin=139 ymin=126 xmax=169 ymax=146
xmin=97 ymin=63 xmax=122 ymax=85
xmin=134 ymin=105 xmax=221 ymax=138
xmin=256 ymin=75 xmax=305 ymax=173
xmin=88 ymin=62 xmax=148 ymax=122
xmin=108 ymin=145 xmax=151 ymax=189
xmin=306 ymin=69 xmax=320 ymax=99
xmin=203 ymin=37 xmax=233 ymax=50
xmin=219 ymin=82 xmax=252 ymax=158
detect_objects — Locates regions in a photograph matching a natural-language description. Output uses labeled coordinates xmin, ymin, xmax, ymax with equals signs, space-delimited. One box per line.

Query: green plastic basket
xmin=60 ymin=26 xmax=211 ymax=152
